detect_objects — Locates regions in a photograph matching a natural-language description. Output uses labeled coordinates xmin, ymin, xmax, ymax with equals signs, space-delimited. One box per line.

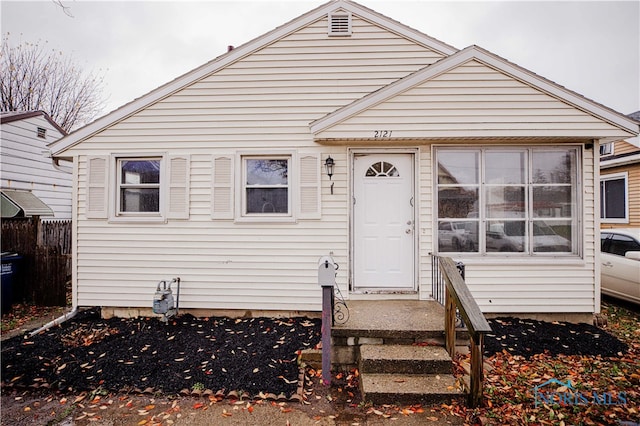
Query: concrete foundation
xmin=484 ymin=312 xmax=594 ymax=324
xmin=99 ymin=307 xmax=321 ymax=320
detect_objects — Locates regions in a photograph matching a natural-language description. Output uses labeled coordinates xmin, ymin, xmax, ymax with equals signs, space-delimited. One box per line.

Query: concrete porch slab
xmin=332 ymin=300 xmax=446 ymax=340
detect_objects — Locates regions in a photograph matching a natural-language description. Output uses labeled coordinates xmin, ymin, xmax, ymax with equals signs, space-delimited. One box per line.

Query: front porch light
xmin=324 ymin=156 xmax=335 ymax=180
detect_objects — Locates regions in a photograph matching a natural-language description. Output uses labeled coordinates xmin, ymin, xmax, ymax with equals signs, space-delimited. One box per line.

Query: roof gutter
xmin=600 ymin=153 xmax=640 ymax=169
xmin=42 ymin=150 xmax=72 ymax=174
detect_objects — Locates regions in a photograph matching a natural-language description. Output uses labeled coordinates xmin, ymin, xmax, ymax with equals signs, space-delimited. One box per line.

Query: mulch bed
xmin=484 ymin=317 xmax=628 ymax=358
xmin=2 ymin=308 xmax=631 ymax=404
xmin=1 ymin=308 xmax=321 ymax=398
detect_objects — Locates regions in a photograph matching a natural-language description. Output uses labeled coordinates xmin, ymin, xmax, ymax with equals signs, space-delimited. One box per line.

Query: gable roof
xmin=0 ymin=110 xmax=67 ymax=136
xmin=628 ymin=110 xmax=640 ymax=122
xmin=310 ymin=45 xmax=639 ymax=139
xmin=49 ymin=0 xmax=457 ymax=156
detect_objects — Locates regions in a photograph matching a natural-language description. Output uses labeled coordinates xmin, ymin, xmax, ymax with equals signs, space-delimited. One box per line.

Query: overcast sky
xmin=2 ymin=0 xmax=639 ymax=119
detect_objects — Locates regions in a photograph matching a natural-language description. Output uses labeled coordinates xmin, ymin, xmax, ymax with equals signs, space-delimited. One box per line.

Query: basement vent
xmin=328 ymin=11 xmax=352 ymax=36
xmin=37 ymin=127 xmax=47 ymax=139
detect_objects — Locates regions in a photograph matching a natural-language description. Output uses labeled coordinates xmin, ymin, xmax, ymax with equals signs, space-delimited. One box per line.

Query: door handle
xmin=602 ymin=262 xmax=613 ymax=267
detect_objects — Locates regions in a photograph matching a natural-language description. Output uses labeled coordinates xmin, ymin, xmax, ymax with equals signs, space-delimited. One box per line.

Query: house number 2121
xmin=374 ymin=130 xmax=393 ymax=138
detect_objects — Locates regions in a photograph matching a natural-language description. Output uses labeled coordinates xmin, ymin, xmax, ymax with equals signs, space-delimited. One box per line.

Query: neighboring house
xmin=1 ymin=111 xmax=71 ymax=220
xmin=49 ymin=0 xmax=639 ymax=320
xmin=599 ymin=111 xmax=640 ymax=229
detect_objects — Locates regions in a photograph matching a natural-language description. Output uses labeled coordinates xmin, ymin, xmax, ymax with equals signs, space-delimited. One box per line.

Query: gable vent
xmin=37 ymin=127 xmax=47 ymax=139
xmin=328 ymin=11 xmax=352 ymax=36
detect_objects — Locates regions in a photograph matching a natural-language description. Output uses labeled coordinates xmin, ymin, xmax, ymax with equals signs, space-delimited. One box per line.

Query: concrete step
xmin=360 ymin=373 xmax=464 ymax=406
xmin=359 ymin=344 xmax=452 ymax=375
xmin=332 ymin=327 xmax=444 ymax=343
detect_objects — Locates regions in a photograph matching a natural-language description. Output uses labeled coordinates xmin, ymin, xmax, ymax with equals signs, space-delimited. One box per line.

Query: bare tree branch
xmin=0 ymin=34 xmax=106 ymax=131
xmin=52 ymin=0 xmax=74 ymax=18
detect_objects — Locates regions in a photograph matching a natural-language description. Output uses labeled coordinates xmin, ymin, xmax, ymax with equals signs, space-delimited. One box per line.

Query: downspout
xmin=29 ymin=307 xmax=79 ymax=337
xmin=28 ymin=150 xmax=77 ymax=336
xmin=51 ymin=157 xmax=73 ymax=174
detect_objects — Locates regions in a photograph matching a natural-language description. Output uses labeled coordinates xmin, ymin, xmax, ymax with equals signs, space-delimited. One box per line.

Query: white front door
xmin=353 ymin=153 xmax=415 ymax=291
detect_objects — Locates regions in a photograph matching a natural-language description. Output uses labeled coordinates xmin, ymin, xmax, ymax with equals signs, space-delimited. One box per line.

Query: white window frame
xmin=236 ymin=152 xmax=296 ymax=223
xmin=599 ymin=142 xmax=614 ymax=156
xmin=434 ymin=146 xmax=581 ymax=257
xmin=111 ymin=154 xmax=166 ymax=223
xmin=600 ymin=171 xmax=629 ymax=224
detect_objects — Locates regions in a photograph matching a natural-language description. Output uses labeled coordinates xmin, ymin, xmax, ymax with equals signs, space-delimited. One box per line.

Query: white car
xmin=600 ymin=228 xmax=640 ymax=305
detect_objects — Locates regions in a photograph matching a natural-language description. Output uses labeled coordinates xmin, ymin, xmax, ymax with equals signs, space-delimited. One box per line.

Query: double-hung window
xmin=436 ymin=147 xmax=579 ymax=255
xmin=242 ymin=156 xmax=290 ymax=216
xmin=600 ymin=172 xmax=628 ymax=223
xmin=117 ymin=158 xmax=161 ymax=215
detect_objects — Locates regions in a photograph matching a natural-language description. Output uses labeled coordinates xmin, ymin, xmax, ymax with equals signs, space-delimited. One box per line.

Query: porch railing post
xmin=437 ymin=255 xmax=492 ymax=408
xmin=469 ymin=333 xmax=484 ymax=407
xmin=444 ymin=287 xmax=456 ymax=357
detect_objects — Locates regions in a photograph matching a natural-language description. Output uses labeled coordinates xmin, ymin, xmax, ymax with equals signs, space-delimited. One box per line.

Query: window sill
xmin=446 ymin=254 xmax=585 ymax=266
xmin=108 ymin=215 xmax=166 ymax=224
xmin=234 ymin=215 xmax=297 ymax=224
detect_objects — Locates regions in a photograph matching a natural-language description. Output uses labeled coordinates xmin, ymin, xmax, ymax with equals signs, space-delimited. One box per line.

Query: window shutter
xmin=86 ymin=156 xmax=109 ymax=219
xmin=212 ymin=155 xmax=234 ymax=219
xmin=298 ymin=154 xmax=321 ymax=219
xmin=167 ymin=155 xmax=190 ymax=219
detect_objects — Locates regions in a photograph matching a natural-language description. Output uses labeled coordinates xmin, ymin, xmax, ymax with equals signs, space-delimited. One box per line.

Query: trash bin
xmin=1 ymin=252 xmax=22 ymax=313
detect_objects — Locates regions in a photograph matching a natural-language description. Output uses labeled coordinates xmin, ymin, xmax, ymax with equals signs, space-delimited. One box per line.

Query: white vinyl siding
xmin=60 ymin=9 xmax=612 ymax=315
xmin=0 ymin=115 xmax=71 ymax=219
xmin=314 ymin=60 xmax=632 ymax=140
xmin=65 ymin=14 xmax=436 ymax=311
xmin=74 ymin=148 xmax=346 ymax=310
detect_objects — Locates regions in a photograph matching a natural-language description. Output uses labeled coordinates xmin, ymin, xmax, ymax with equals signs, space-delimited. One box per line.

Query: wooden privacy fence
xmin=1 ymin=218 xmax=71 ymax=306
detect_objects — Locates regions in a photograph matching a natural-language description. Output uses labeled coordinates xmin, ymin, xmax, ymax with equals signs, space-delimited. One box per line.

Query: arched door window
xmin=365 ymin=161 xmax=399 ymax=177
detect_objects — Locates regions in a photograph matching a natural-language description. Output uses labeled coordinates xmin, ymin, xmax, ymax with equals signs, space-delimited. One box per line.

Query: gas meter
xmin=153 ymin=278 xmax=181 ymax=323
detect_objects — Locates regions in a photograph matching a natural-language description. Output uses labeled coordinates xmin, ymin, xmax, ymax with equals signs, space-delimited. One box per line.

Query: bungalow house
xmin=1 ymin=111 xmax=71 ymax=220
xmin=48 ymin=0 xmax=639 ymax=321
xmin=599 ymin=111 xmax=640 ymax=229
